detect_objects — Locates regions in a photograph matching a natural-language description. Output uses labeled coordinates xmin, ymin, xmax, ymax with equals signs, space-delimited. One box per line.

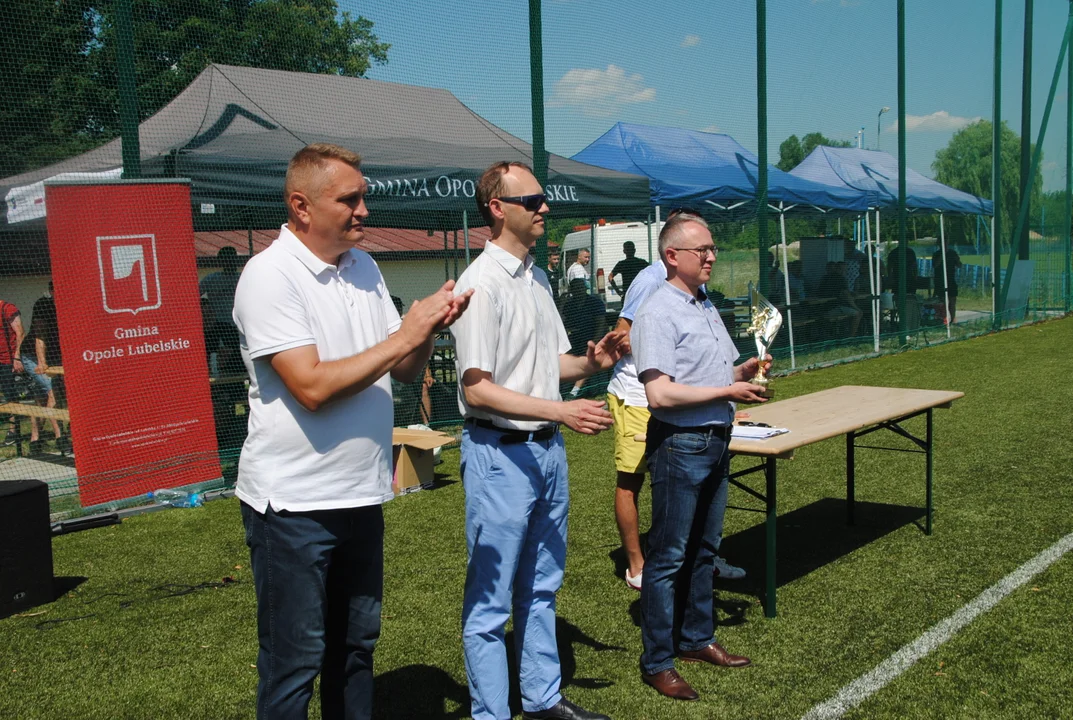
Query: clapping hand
xmin=398 ymin=280 xmax=474 ymax=347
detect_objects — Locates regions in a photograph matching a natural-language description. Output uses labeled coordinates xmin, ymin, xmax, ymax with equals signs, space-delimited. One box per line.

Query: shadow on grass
xmin=373 ymin=664 xmax=470 ymax=720
xmin=54 ymin=576 xmax=88 ymax=596
xmin=372 ymin=618 xmax=625 ymax=718
xmin=717 ymin=497 xmax=925 ymax=598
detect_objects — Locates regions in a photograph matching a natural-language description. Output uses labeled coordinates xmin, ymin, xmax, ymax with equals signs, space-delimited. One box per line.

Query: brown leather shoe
xmin=641 ymin=668 xmax=699 ymax=701
xmin=679 ymin=642 xmax=751 ymax=668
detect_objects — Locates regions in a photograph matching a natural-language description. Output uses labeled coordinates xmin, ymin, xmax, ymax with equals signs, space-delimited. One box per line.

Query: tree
xmin=0 ymin=0 xmax=390 ymax=179
xmin=776 ymin=135 xmax=804 ymax=172
xmin=932 ymin=120 xmax=1040 ymax=249
xmin=776 ymin=132 xmax=852 ymax=171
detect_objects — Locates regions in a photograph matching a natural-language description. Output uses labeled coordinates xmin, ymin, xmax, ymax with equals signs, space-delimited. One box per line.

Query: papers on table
xmin=732 ymin=425 xmax=790 ymax=440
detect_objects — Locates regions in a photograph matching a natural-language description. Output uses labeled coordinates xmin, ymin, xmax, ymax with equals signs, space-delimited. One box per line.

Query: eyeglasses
xmin=673 ymin=245 xmax=718 ymax=259
xmin=490 ymin=193 xmax=548 ymax=211
xmin=737 ymin=421 xmax=771 ymax=428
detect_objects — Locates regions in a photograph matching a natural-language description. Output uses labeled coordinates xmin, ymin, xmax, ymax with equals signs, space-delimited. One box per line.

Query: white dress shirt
xmin=450 ymin=242 xmax=571 ymax=432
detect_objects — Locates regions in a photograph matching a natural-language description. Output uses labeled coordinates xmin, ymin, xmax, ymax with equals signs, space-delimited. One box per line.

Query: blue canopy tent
xmin=791 ymin=146 xmax=995 ymax=340
xmin=572 ymin=122 xmax=874 ymax=217
xmin=573 ymin=122 xmax=874 ymax=367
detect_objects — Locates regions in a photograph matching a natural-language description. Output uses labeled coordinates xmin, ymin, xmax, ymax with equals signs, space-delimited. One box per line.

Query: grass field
xmin=2 ymin=318 xmax=1072 ymax=719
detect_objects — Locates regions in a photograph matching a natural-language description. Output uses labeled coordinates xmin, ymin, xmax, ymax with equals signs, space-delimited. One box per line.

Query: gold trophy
xmin=745 ymin=284 xmax=782 ymax=399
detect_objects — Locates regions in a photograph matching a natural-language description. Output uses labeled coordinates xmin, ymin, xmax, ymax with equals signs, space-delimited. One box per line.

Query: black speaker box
xmin=0 ymin=479 xmax=54 ymax=619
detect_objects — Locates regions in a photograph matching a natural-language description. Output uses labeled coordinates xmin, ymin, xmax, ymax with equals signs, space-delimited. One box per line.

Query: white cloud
xmin=682 ymin=34 xmax=701 ymax=48
xmin=550 ymin=65 xmax=656 ymax=117
xmin=701 ymin=124 xmax=721 ymax=133
xmin=888 ymin=110 xmax=982 ymax=133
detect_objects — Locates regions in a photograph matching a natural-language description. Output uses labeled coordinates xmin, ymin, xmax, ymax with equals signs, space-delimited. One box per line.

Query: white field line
xmin=801 ymin=530 xmax=1073 ymax=720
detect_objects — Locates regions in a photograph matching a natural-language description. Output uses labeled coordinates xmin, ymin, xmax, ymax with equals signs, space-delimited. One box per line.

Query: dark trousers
xmin=241 ymin=502 xmax=384 ymax=720
xmin=639 ymin=421 xmax=731 ymax=675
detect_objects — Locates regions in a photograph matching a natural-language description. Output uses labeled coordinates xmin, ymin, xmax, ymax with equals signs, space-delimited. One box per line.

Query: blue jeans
xmin=460 ymin=424 xmax=569 ymax=720
xmin=639 ymin=421 xmax=731 ymax=675
xmin=240 ymin=502 xmax=384 ymax=720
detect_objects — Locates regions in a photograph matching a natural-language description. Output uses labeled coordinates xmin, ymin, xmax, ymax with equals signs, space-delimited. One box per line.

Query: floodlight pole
xmin=897 ymin=0 xmax=908 ymax=344
xmin=116 ymin=0 xmax=140 ymax=178
xmin=757 ymin=0 xmax=770 ymax=298
xmin=529 ymin=0 xmax=548 ymax=267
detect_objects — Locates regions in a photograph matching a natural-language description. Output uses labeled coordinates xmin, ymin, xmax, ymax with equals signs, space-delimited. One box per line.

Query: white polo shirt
xmin=450 ymin=242 xmax=571 ymax=432
xmin=233 ymin=225 xmax=402 ymax=513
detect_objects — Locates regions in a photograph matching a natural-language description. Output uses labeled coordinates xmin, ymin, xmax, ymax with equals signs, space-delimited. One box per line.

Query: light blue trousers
xmin=460 ymin=424 xmax=569 ymax=720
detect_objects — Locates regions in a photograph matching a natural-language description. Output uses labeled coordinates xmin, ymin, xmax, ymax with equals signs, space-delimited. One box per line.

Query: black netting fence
xmin=1 ymin=0 xmax=1071 ymax=518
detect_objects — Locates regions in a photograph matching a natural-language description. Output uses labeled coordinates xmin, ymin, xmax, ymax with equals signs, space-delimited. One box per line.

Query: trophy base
xmin=749 ymin=384 xmax=775 ymax=400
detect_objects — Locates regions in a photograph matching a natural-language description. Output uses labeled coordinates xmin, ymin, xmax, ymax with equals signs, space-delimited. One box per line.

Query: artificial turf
xmin=2 ymin=316 xmax=1071 ymax=719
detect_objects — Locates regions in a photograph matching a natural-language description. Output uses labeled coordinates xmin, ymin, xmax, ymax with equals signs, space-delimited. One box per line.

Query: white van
xmin=561 ymin=220 xmax=663 ymax=305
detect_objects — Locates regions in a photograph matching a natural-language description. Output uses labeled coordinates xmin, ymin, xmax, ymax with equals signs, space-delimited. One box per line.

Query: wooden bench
xmin=0 ymin=402 xmax=70 ymax=422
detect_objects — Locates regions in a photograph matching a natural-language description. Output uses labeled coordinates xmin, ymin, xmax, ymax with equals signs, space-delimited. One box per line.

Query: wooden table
xmin=728 ymin=385 xmax=963 ymax=617
xmin=639 ymin=385 xmax=964 ymax=618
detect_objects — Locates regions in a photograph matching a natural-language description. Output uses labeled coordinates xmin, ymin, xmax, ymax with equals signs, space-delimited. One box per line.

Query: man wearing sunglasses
xmin=450 ymin=161 xmax=626 ymax=720
xmin=631 ymin=211 xmax=769 ymax=702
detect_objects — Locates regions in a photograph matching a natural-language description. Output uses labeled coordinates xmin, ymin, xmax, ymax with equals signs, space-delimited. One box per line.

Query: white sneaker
xmin=713 ymin=556 xmax=746 ymax=580
xmin=625 ymin=568 xmax=643 ymax=591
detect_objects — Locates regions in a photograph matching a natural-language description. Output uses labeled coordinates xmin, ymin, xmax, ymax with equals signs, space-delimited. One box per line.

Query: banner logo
xmin=97 ymin=234 xmax=162 ymax=315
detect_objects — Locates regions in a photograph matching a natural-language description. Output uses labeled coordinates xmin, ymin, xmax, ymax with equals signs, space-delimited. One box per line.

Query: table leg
xmin=925 ymin=408 xmax=934 ymax=535
xmin=764 ymin=457 xmax=778 ymax=619
xmin=846 ymin=431 xmax=856 ymax=525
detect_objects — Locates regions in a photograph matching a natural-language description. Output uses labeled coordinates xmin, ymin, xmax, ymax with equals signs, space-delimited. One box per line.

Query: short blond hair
xmin=284 ymin=143 xmax=362 ymax=215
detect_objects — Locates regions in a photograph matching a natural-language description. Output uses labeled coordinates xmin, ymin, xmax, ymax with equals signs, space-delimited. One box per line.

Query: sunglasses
xmin=737 ymin=421 xmax=771 ymax=428
xmin=667 ymin=206 xmax=704 ymax=218
xmin=491 ymin=193 xmax=548 ymax=212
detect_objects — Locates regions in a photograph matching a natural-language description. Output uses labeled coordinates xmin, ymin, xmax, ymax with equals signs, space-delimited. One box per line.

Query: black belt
xmin=468 ymin=418 xmax=559 ymax=444
xmin=650 ymin=418 xmax=732 ymax=440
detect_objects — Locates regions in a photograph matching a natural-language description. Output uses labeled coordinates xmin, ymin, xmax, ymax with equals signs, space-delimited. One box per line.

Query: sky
xmin=353 ymin=0 xmax=1073 ymax=192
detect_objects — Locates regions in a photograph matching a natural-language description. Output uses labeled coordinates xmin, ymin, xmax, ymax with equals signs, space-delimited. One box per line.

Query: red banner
xmin=45 ymin=181 xmax=221 ymax=507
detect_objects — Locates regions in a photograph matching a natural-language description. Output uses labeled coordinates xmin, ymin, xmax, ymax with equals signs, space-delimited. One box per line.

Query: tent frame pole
xmin=463 ymin=211 xmax=471 ymax=268
xmin=778 ymin=203 xmax=795 ymax=369
xmin=939 ymin=213 xmax=951 ymax=337
xmin=865 ymin=212 xmax=879 ymax=352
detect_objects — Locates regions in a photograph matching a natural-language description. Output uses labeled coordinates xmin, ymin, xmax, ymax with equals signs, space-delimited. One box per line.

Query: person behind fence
xmin=818 ymin=261 xmax=863 ymax=338
xmin=0 ymin=298 xmax=26 ymax=446
xmin=232 ymin=142 xmax=471 ymax=720
xmin=450 ymin=161 xmax=626 ymax=720
xmin=607 ymin=247 xmax=747 ymax=595
xmin=632 ymin=210 xmax=768 ymax=702
xmin=545 ymin=245 xmax=564 ymax=305
xmin=566 ymin=246 xmax=591 ymax=288
xmin=20 ymin=283 xmax=66 ymax=452
xmin=608 ymin=241 xmax=648 ymax=299
xmin=932 ymin=246 xmax=962 ymax=321
xmin=562 ymin=277 xmax=607 ymax=398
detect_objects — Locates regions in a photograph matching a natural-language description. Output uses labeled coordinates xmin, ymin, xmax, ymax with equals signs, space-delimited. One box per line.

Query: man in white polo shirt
xmin=232 ymin=143 xmax=471 ymax=720
xmin=450 ymin=162 xmax=625 ymax=720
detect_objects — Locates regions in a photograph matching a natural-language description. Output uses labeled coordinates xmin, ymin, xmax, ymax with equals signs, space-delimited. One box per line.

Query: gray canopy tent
xmin=2 ymin=64 xmax=650 ymax=245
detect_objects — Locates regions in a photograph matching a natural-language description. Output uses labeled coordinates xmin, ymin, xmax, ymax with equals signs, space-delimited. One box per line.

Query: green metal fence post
xmin=897 ymin=0 xmax=908 ymax=344
xmin=756 ymin=0 xmax=770 ymax=297
xmin=993 ymin=0 xmax=1003 ymax=325
xmin=1066 ymin=0 xmax=1072 ymax=314
xmin=528 ymin=0 xmax=548 ymax=268
xmin=1020 ymin=0 xmax=1034 ymax=261
xmin=116 ymin=0 xmax=141 ymax=178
